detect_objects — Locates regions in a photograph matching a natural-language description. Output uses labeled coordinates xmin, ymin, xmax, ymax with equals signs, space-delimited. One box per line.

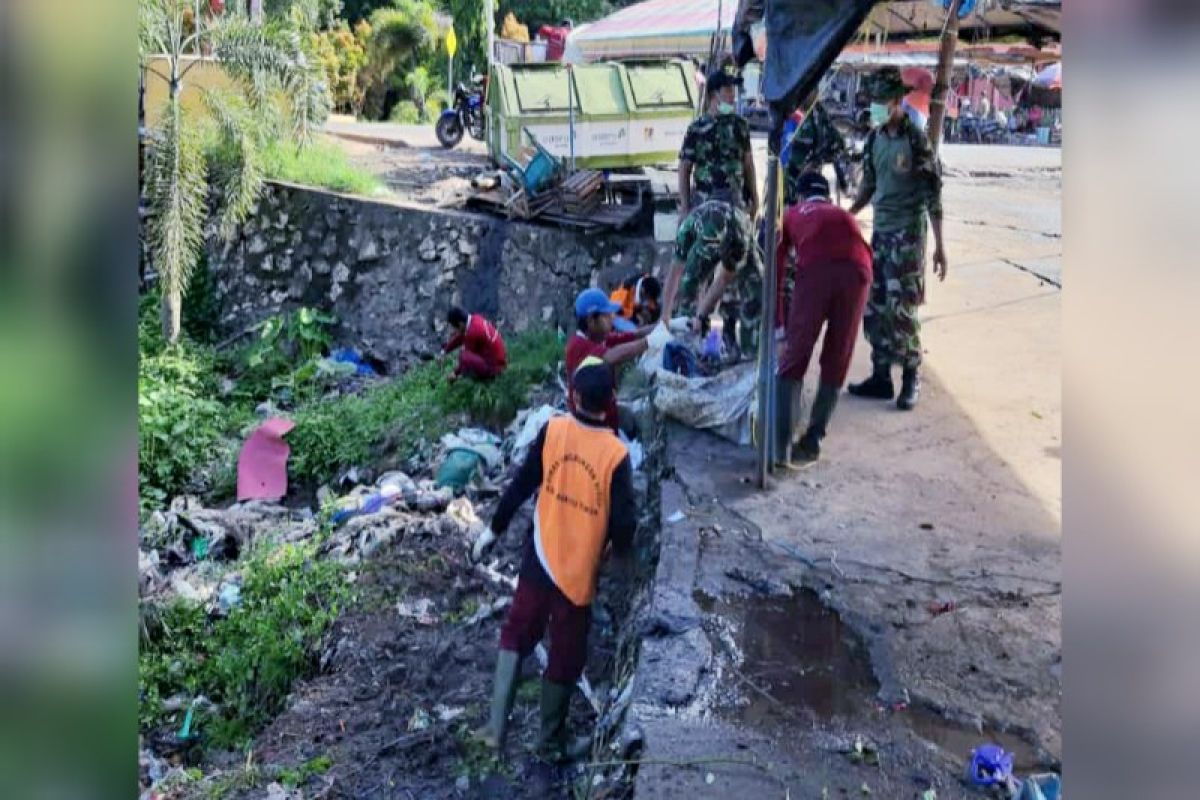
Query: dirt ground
xmin=221 ymin=129 xmax=1061 ymax=797
xmin=632 ymin=146 xmax=1062 ymax=797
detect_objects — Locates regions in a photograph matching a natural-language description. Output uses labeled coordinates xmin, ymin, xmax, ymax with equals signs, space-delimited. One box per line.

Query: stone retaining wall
xmin=209 ymin=181 xmax=673 ymax=371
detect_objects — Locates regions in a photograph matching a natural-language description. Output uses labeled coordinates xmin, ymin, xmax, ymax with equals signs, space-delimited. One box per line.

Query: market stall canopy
xmin=1034 ymin=61 xmax=1061 ymax=89
xmin=566 ymin=0 xmax=738 ymax=62
xmin=860 ymin=0 xmax=1060 ymax=40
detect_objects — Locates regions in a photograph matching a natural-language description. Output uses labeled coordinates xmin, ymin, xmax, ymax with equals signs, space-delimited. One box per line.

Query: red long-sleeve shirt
xmin=775 ymin=200 xmax=873 ymax=327
xmin=444 ymin=314 xmax=507 ymax=370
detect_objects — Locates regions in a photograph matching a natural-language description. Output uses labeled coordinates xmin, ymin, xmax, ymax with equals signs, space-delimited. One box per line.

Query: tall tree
xmin=139 ymin=0 xmax=330 ymax=342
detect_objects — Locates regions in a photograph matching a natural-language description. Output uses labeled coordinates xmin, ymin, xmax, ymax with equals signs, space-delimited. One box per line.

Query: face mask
xmin=869 ymin=102 xmax=891 ymax=126
xmin=717 ymin=102 xmax=736 ymax=115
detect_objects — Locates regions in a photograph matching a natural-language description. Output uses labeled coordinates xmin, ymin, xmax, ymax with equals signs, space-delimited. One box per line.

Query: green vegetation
xmin=139 ymin=539 xmax=348 ymax=748
xmin=278 ymin=754 xmax=334 ymax=789
xmin=139 ymin=0 xmax=330 ymax=343
xmin=261 ymin=137 xmax=386 ymax=195
xmin=288 ymin=327 xmax=561 ymax=486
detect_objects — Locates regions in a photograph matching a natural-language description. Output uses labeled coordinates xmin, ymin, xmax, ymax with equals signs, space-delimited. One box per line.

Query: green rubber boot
xmin=476 ymin=650 xmax=520 ymax=750
xmin=538 ymin=679 xmax=591 ymax=762
xmin=796 ymin=383 xmax=840 ymax=464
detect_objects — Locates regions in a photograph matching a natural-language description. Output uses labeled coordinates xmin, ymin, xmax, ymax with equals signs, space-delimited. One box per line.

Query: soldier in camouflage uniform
xmin=678 ymin=67 xmax=759 ymax=219
xmin=784 ymin=92 xmax=853 ymax=206
xmin=847 ymin=67 xmax=948 ymax=411
xmin=660 ymin=199 xmax=763 ymax=356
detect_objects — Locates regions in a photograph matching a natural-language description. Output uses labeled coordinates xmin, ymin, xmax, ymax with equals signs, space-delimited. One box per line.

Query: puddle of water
xmin=906 ymin=708 xmax=1042 ymax=773
xmin=697 ymin=588 xmax=1044 ymax=770
xmin=700 ymin=588 xmax=878 ymax=725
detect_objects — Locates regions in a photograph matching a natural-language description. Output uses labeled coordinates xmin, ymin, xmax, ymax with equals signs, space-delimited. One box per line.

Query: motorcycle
xmin=436 ymin=77 xmax=486 ymax=149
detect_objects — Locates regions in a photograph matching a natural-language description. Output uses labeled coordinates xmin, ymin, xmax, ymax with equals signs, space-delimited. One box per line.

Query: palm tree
xmin=360 ymin=0 xmax=440 ymax=119
xmin=139 ymin=0 xmax=330 ymax=343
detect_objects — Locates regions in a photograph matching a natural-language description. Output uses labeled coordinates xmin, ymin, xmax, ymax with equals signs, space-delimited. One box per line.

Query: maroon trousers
xmin=458 ymin=350 xmax=504 ymax=380
xmin=499 ymin=570 xmax=591 ymax=684
xmin=779 ymin=260 xmax=871 ymax=388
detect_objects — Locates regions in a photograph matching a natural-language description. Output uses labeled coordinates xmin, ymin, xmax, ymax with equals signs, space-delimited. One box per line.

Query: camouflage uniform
xmin=859 ymin=112 xmax=943 ymax=370
xmin=680 ymin=113 xmax=753 ymax=209
xmin=784 ymin=101 xmax=852 ymax=205
xmin=674 ymin=199 xmax=763 ymax=352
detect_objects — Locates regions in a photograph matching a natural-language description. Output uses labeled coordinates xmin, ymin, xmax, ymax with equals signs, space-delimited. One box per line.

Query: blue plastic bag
xmin=931 ymin=0 xmax=977 ymax=18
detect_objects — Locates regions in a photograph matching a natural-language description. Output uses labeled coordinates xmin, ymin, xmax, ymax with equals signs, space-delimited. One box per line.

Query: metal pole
xmin=568 ymin=65 xmax=576 ymax=172
xmin=485 ymin=0 xmax=495 ymax=67
xmin=756 ymin=129 xmax=781 ymax=488
xmin=448 ymin=51 xmax=453 ymax=101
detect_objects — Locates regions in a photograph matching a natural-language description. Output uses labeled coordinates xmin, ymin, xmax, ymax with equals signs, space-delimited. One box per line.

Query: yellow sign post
xmin=446 ymin=26 xmax=458 ymax=101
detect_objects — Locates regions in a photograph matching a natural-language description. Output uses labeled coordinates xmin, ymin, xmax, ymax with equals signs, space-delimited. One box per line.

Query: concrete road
xmin=634 ymin=144 xmax=1061 ymax=796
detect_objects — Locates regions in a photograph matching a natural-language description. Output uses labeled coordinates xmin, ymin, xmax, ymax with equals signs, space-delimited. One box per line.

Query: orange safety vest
xmin=534 ymin=416 xmax=628 ymax=606
xmin=609 ymin=286 xmax=636 ymax=320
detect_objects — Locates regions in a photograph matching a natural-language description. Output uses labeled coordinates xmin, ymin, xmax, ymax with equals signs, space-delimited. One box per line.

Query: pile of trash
xmin=139 ymin=498 xmax=318 ymax=609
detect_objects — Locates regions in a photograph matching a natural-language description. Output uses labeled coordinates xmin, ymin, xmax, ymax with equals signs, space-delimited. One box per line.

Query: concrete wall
xmin=208 ymin=182 xmax=672 ymax=371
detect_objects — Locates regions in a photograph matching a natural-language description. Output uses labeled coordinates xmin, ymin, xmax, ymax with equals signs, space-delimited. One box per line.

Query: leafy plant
xmin=360 ymin=0 xmax=441 ymax=119
xmin=138 ymin=334 xmax=228 ymax=512
xmin=310 ymin=19 xmax=369 ymax=113
xmin=139 ymin=540 xmax=347 ymax=747
xmin=237 ymin=306 xmax=339 ymax=403
xmin=277 ymin=754 xmax=334 ymax=789
xmin=388 ymin=99 xmax=422 ymax=124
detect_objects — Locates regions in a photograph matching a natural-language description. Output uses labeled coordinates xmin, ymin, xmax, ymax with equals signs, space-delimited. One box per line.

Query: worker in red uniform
xmin=564 ymin=288 xmax=667 ymax=434
xmin=442 ymin=306 xmax=507 ymax=382
xmin=473 ymin=357 xmax=636 ymax=761
xmin=774 ymin=172 xmax=873 ymax=466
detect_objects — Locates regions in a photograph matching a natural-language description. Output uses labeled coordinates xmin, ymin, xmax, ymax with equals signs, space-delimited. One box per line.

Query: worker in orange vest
xmin=473 ymin=357 xmax=636 ymax=761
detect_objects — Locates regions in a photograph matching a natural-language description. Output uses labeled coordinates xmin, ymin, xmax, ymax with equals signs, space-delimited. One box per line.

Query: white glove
xmin=646 ymin=322 xmax=672 ymax=350
xmin=668 ymin=316 xmax=692 ymax=333
xmin=471 ymin=527 xmax=497 ymax=562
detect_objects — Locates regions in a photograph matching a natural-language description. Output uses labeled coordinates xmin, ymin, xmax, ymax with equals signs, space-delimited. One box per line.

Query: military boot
xmin=897 ymin=367 xmax=921 ymax=410
xmin=795 ymin=383 xmax=840 ymax=464
xmin=847 ymin=364 xmax=895 ymax=400
xmin=475 ymin=650 xmax=520 ymax=750
xmin=538 ymin=680 xmax=591 ymax=763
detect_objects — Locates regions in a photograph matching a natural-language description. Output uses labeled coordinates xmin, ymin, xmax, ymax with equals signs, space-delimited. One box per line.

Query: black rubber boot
xmin=897 ymin=366 xmax=921 ymax=410
xmin=538 ymin=680 xmax=590 ymax=762
xmin=475 ymin=650 xmax=520 ymax=750
xmin=773 ymin=377 xmax=802 ymax=468
xmin=847 ymin=364 xmax=894 ymax=400
xmin=795 ymin=384 xmax=839 ymax=464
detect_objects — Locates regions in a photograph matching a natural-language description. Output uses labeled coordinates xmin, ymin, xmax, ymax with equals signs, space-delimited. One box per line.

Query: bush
xmin=139 ymin=540 xmax=347 ymax=748
xmin=388 ymin=100 xmax=422 ymax=124
xmin=260 ymin=137 xmax=386 ymax=196
xmin=310 ymin=19 xmax=370 ymax=115
xmin=234 ymin=307 xmax=338 ymax=404
xmin=138 ymin=333 xmax=228 ymax=513
xmin=287 ymin=328 xmax=563 ymax=486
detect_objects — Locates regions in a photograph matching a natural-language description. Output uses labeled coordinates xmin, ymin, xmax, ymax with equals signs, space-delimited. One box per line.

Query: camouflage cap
xmin=706 ymin=64 xmax=743 ymax=95
xmin=869 ymin=66 xmax=914 ymax=101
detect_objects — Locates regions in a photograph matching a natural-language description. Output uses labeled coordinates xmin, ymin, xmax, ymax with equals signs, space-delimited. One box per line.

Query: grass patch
xmin=287 ymin=328 xmax=563 ymax=487
xmin=139 ymin=539 xmax=348 ymax=749
xmin=261 ymin=136 xmax=386 ymax=196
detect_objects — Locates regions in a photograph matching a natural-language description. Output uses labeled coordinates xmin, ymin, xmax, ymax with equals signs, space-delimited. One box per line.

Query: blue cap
xmin=575 ymin=288 xmax=622 ymax=320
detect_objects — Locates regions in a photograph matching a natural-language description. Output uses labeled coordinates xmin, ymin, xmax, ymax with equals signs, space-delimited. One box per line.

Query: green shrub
xmin=139 ymin=339 xmax=227 ymax=513
xmin=139 ymin=540 xmax=346 ymax=748
xmin=287 ymin=329 xmax=563 ymax=487
xmin=235 ymin=307 xmax=338 ymax=405
xmin=260 ymin=137 xmax=386 ymax=196
xmin=389 ymin=100 xmax=422 ymax=124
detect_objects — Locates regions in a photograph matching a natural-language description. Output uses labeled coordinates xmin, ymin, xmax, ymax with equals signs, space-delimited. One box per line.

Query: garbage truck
xmin=485 ymin=59 xmax=698 ymax=170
